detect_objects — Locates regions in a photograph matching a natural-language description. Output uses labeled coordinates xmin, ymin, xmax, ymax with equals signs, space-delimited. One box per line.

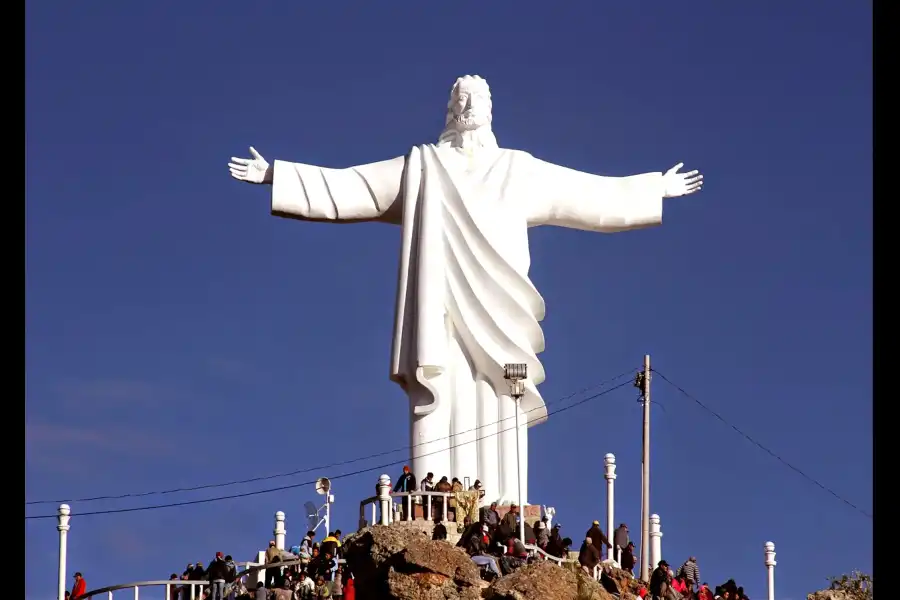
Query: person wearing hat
xmin=534 ymin=519 xmax=549 ymax=550
xmin=465 ymin=523 xmax=502 ymax=580
xmin=546 ymin=523 xmax=564 ymax=558
xmin=677 ymin=556 xmax=701 ymax=595
xmin=265 ymin=541 xmax=280 ymax=587
xmin=620 ymin=541 xmax=636 ymax=574
xmin=205 ymin=552 xmax=229 ymax=600
xmin=71 ymin=573 xmax=86 ymax=600
xmin=499 ymin=503 xmax=519 ymax=537
xmin=649 ymin=560 xmax=672 ymax=600
xmin=469 ymin=479 xmax=486 ymax=500
xmin=613 ymin=523 xmax=630 ymax=561
xmin=578 ymin=535 xmax=602 ymax=575
xmin=393 ymin=466 xmax=417 ymax=519
xmin=586 ymin=520 xmax=613 ymax=560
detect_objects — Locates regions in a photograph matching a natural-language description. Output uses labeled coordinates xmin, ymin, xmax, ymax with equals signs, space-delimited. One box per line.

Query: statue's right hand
xmin=229 ymin=146 xmax=272 ymax=184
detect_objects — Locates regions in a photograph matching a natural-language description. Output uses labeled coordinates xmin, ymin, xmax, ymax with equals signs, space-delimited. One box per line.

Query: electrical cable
xmin=652 ymin=368 xmax=873 ymax=520
xmin=26 ymin=368 xmax=634 ymax=506
xmin=24 ymin=378 xmax=634 ymax=520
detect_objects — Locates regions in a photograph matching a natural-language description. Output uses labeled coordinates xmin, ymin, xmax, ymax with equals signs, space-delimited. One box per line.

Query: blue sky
xmin=25 ymin=2 xmax=871 ymax=598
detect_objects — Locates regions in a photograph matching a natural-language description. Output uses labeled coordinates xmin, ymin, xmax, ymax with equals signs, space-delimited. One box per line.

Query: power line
xmin=652 ymin=368 xmax=873 ymax=520
xmin=24 ymin=378 xmax=634 ymax=520
xmin=26 ymin=369 xmax=634 ymax=506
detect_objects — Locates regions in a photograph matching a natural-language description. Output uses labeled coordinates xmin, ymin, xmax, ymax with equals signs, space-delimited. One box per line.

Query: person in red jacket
xmin=71 ymin=572 xmax=87 ymax=599
xmin=342 ymin=570 xmax=355 ymax=600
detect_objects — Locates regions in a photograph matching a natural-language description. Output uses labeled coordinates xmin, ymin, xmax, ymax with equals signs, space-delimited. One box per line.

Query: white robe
xmin=270 ymin=144 xmax=664 ymax=502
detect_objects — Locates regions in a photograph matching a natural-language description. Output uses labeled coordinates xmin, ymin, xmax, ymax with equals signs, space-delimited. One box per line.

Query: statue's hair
xmin=437 ymin=74 xmax=498 ymax=149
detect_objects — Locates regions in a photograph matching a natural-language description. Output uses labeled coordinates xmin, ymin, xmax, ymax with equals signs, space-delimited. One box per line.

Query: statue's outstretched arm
xmin=523 ymin=155 xmax=702 ymax=233
xmin=229 ymin=147 xmax=406 ymax=224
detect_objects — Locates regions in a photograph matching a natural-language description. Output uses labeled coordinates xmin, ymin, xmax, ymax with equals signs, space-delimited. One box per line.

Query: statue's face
xmin=451 ymin=85 xmax=492 ymax=131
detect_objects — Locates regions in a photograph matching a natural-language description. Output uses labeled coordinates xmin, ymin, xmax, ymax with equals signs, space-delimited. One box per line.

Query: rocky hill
xmin=341 ymin=523 xmax=643 ymax=600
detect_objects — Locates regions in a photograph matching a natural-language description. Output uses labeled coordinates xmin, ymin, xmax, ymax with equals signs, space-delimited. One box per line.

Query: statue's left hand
xmin=662 ymin=163 xmax=703 ymax=198
xmin=228 ymin=146 xmax=273 ymax=184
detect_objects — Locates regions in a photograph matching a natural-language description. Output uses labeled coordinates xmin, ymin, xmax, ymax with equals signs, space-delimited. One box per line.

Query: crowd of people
xmin=392 ymin=465 xmax=485 ymax=521
xmin=392 ymin=461 xmax=750 ymax=600
xmin=641 ymin=559 xmax=751 ymax=600
xmin=165 ymin=532 xmax=355 ymax=600
xmin=569 ymin=520 xmax=750 ymax=600
xmin=67 ymin=464 xmax=748 ymax=600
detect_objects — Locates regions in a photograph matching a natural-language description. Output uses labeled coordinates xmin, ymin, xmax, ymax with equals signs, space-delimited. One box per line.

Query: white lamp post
xmin=764 ymin=541 xmax=776 ymax=600
xmin=57 ymin=504 xmax=71 ymax=600
xmin=603 ymin=453 xmax=617 ymax=562
xmin=274 ymin=511 xmax=286 ymax=550
xmin=649 ymin=513 xmax=662 ymax=568
xmin=504 ymin=363 xmax=528 ymax=544
xmin=377 ymin=474 xmax=392 ymax=525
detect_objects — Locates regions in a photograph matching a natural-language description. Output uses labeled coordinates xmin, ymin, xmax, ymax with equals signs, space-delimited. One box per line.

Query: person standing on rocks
xmin=614 ymin=523 xmax=630 ymax=561
xmin=578 ymin=536 xmax=601 ymax=576
xmin=620 ymin=541 xmax=637 ymax=574
xmin=677 ymin=557 xmax=701 ymax=596
xmin=546 ymin=524 xmax=565 ymax=557
xmin=587 ymin=520 xmax=613 ymax=560
xmin=534 ymin=519 xmax=549 ymax=550
xmin=649 ymin=560 xmax=673 ymax=600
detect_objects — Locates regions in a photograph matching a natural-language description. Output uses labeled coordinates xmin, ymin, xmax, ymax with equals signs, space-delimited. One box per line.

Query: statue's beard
xmin=437 ymin=111 xmax=498 ymax=149
xmin=452 ymin=110 xmax=491 ymax=131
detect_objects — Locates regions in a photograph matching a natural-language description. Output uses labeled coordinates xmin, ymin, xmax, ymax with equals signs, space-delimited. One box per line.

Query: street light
xmin=504 ymin=363 xmax=527 ymax=545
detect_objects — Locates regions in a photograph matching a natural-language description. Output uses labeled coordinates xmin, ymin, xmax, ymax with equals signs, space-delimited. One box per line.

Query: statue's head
xmin=447 ymin=75 xmax=492 ymax=131
xmin=437 ymin=75 xmax=498 ymax=149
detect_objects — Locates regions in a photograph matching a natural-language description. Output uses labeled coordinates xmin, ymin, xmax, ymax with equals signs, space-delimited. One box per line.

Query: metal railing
xmin=72 ymin=580 xmax=208 ymax=600
xmin=72 ymin=557 xmax=348 ymax=600
xmin=524 ymin=543 xmax=572 ymax=565
xmin=360 ymin=489 xmax=463 ymax=526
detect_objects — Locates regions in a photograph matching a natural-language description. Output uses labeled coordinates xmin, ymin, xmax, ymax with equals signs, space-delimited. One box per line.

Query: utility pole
xmin=636 ymin=354 xmax=652 ymax=581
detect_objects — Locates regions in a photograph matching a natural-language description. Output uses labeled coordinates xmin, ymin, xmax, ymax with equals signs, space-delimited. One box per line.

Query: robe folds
xmin=271 ymin=143 xmax=664 ymax=433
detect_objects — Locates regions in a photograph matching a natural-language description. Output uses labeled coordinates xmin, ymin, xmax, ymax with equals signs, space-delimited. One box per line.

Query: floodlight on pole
xmin=504 ymin=362 xmax=528 ymax=545
xmin=315 ymin=478 xmax=334 ymax=534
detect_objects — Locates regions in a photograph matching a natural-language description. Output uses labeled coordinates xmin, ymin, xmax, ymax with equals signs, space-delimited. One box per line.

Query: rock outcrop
xmin=599 ymin=564 xmax=644 ymax=598
xmin=484 ymin=561 xmax=613 ymax=600
xmin=342 ymin=525 xmax=484 ymax=600
xmin=807 ymin=591 xmax=852 ymax=600
xmin=341 ymin=524 xmax=638 ymax=600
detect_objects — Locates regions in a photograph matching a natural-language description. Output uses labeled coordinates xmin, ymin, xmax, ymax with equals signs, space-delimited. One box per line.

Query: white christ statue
xmin=228 ymin=75 xmax=702 ymax=504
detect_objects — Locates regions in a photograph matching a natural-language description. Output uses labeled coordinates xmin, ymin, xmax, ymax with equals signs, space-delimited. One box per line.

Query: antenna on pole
xmin=304 ymin=501 xmax=320 ymax=532
xmin=315 ymin=477 xmax=334 ymax=535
